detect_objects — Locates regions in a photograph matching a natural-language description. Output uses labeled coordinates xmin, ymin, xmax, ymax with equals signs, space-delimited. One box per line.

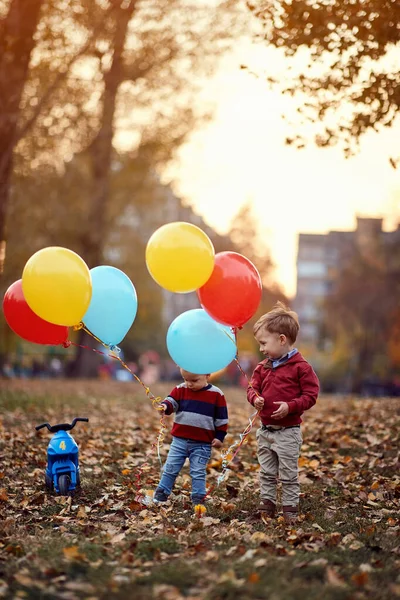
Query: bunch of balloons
xmin=4 ymin=221 xmax=262 ymax=371
xmin=146 ymin=222 xmax=262 ymax=374
xmin=3 ymin=247 xmax=138 ymax=349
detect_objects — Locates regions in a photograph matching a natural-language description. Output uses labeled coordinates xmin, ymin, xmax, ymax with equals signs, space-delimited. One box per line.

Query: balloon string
xmin=112 ymin=352 xmax=167 ymax=475
xmin=65 ymin=325 xmax=167 ymax=497
xmin=205 ymin=356 xmax=264 ymax=499
xmin=66 ymin=326 xmax=263 ymax=501
xmin=70 ymin=323 xmax=161 ymax=401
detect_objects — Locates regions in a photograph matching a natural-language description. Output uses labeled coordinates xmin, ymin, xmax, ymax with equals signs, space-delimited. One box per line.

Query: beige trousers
xmin=256 ymin=426 xmax=303 ymax=507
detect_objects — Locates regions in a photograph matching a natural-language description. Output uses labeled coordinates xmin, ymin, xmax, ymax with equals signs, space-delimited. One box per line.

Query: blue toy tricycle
xmin=35 ymin=417 xmax=89 ymax=496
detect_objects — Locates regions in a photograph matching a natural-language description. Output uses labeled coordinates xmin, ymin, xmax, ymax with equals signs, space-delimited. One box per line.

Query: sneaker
xmin=154 ymin=488 xmax=169 ymax=503
xmin=140 ymin=494 xmax=153 ymax=506
xmin=192 ymin=497 xmax=206 ymax=506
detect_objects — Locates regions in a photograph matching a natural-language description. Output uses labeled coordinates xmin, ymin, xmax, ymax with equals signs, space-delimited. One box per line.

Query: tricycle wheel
xmin=76 ymin=471 xmax=81 ymax=488
xmin=45 ymin=473 xmax=53 ymax=491
xmin=58 ymin=474 xmax=71 ymax=496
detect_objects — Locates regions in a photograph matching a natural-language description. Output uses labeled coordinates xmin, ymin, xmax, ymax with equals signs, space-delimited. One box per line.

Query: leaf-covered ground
xmin=0 ymin=380 xmax=399 ymax=600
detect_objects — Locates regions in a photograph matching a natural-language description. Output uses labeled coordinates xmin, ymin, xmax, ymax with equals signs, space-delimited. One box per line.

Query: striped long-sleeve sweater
xmin=162 ymin=383 xmax=228 ymax=443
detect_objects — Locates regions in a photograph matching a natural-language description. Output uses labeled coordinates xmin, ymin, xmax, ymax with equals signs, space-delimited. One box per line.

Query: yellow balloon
xmin=146 ymin=222 xmax=215 ymax=293
xmin=22 ymin=247 xmax=92 ymax=326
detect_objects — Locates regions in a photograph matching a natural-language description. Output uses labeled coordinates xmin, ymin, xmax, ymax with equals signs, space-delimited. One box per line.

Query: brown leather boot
xmin=259 ymin=499 xmax=276 ymax=518
xmin=283 ymin=505 xmax=299 ymax=525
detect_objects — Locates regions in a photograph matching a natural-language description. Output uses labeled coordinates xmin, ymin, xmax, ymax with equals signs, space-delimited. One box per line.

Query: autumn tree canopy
xmin=0 ymin=0 xmax=245 ymax=370
xmin=247 ymin=0 xmax=400 ymax=154
xmin=1 ymin=0 xmax=242 ymax=273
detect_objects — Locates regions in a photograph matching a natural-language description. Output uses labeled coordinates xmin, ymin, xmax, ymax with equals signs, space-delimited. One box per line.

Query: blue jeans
xmin=157 ymin=437 xmax=212 ymax=502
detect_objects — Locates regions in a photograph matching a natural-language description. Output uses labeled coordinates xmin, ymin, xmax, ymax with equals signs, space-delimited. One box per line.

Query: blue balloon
xmin=83 ymin=266 xmax=138 ymax=346
xmin=166 ymin=308 xmax=237 ymax=374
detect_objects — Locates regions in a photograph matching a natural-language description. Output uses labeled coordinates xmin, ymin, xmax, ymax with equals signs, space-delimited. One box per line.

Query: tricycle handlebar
xmin=35 ymin=422 xmax=52 ymax=432
xmin=35 ymin=418 xmax=89 ymax=433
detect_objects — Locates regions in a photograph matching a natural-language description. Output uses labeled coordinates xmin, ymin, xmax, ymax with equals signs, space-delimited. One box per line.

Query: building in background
xmin=293 ymin=217 xmax=400 ymax=346
xmin=109 ymin=174 xmax=233 ymax=327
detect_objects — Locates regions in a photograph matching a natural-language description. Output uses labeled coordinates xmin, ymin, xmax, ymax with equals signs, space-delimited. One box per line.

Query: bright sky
xmin=166 ymin=41 xmax=400 ymax=299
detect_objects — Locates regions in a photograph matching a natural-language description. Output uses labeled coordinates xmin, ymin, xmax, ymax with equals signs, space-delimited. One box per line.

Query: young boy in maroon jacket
xmin=247 ymin=302 xmax=319 ymax=525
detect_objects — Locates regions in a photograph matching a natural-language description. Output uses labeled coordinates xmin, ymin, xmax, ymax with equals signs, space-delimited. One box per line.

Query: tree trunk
xmin=82 ymin=1 xmax=138 ymax=269
xmin=74 ymin=1 xmax=138 ymax=377
xmin=0 ymin=0 xmax=44 ymax=274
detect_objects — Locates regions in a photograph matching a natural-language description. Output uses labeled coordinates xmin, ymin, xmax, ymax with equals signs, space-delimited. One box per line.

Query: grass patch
xmin=1 ymin=382 xmax=399 ymax=600
xmin=135 ymin=536 xmax=181 ymax=560
xmin=0 ymin=390 xmax=82 ymax=413
xmin=206 ymin=561 xmax=351 ymax=600
xmin=137 ymin=560 xmax=200 ymax=592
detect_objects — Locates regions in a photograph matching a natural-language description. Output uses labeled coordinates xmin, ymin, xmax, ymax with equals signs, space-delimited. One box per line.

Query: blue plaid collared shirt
xmin=270 ymin=348 xmax=298 ymax=369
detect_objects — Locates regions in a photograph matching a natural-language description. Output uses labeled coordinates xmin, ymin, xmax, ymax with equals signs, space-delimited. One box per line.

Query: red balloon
xmin=197 ymin=252 xmax=262 ymax=328
xmin=3 ymin=280 xmax=69 ymax=345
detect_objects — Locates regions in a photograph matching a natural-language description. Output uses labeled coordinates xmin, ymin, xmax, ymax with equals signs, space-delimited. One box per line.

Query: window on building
xmin=298 ymin=246 xmax=325 ymax=260
xmin=298 ymin=261 xmax=327 ymax=277
xmin=299 ymin=324 xmax=318 ymax=340
xmin=301 ymin=304 xmax=319 ymax=319
xmin=297 ymin=280 xmax=327 ymax=296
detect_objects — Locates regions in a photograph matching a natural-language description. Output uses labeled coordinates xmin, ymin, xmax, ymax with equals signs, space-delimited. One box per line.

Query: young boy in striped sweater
xmin=153 ymin=369 xmax=228 ymax=505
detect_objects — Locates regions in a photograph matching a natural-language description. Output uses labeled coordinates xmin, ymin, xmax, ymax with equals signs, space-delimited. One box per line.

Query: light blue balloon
xmin=166 ymin=309 xmax=237 ymax=374
xmin=83 ymin=266 xmax=138 ymax=346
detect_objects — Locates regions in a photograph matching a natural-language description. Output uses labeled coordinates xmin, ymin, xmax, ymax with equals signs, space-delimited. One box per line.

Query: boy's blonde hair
xmin=253 ymin=301 xmax=299 ymax=344
xmin=180 ymin=368 xmax=210 ymax=378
